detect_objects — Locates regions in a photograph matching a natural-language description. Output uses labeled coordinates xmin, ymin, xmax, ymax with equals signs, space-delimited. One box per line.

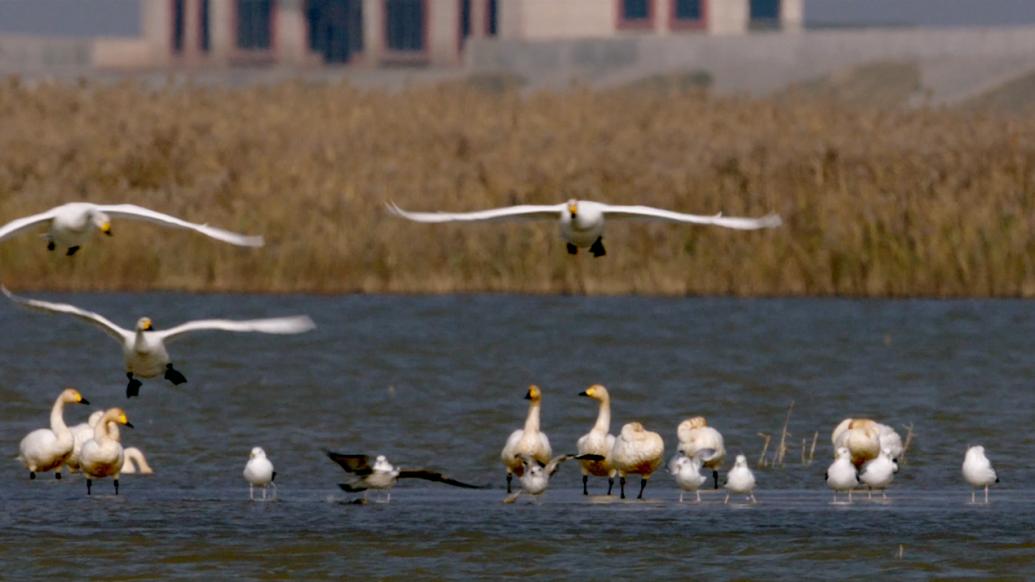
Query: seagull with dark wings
xmin=325 ymin=451 xmax=482 ymax=503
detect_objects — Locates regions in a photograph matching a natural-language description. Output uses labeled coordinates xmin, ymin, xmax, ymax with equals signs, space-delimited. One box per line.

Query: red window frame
xmin=669 ymin=0 xmax=707 ymax=31
xmin=616 ymin=0 xmax=655 ymax=31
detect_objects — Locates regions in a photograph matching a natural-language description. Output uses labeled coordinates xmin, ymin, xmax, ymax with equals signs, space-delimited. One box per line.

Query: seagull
xmin=859 ymin=448 xmax=897 ymax=500
xmin=2 ymin=286 xmax=316 ymax=398
xmin=17 ymin=388 xmax=89 ymax=479
xmin=962 ymin=445 xmax=999 ymax=505
xmin=668 ymin=448 xmax=715 ymax=503
xmin=386 ymin=199 xmax=782 ymax=257
xmin=80 ymin=407 xmax=134 ymax=495
xmin=826 ymin=447 xmax=860 ymax=504
xmin=724 ymin=454 xmax=757 ymax=504
xmin=326 ymin=452 xmax=481 ymax=503
xmin=504 ymin=453 xmax=604 ymax=504
xmin=244 ymin=447 xmax=276 ymax=501
xmin=0 ymin=202 xmax=263 ymax=255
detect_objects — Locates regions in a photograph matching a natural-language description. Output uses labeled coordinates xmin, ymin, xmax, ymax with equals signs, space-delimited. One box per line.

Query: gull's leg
xmin=566 ymin=243 xmax=578 ymax=255
xmin=985 ymin=485 xmax=989 ymax=504
xmin=249 ymin=484 xmax=254 ymax=500
xmin=637 ymin=477 xmax=648 ymax=500
xmin=749 ymin=493 xmax=757 ymax=504
xmin=882 ymin=490 xmax=887 ymax=501
xmin=848 ymin=488 xmax=853 ymax=503
xmin=387 ymin=491 xmax=392 ymax=504
xmin=271 ymin=482 xmax=278 ymax=500
xmin=971 ymin=490 xmax=976 ymax=505
xmin=164 ymin=363 xmax=188 ymax=385
xmin=620 ymin=476 xmax=627 ymax=500
xmin=679 ymin=491 xmax=684 ymax=504
xmin=724 ymin=493 xmax=730 ymax=505
xmin=607 ymin=477 xmax=614 ymax=496
xmin=66 ymin=246 xmax=80 ymax=256
xmin=713 ymin=470 xmax=719 ymax=490
xmin=582 ymin=475 xmax=588 ymax=496
xmin=589 ymin=237 xmax=606 ymax=258
xmin=696 ymin=490 xmax=702 ymax=503
xmin=868 ymin=487 xmax=872 ymax=500
xmin=832 ymin=491 xmax=837 ymax=504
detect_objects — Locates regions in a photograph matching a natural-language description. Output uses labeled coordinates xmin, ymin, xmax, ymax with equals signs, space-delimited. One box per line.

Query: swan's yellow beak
xmin=579 ymin=386 xmax=594 ymax=397
xmin=75 ymin=391 xmax=89 ymax=405
xmin=524 ymin=385 xmax=541 ymax=401
xmin=118 ymin=413 xmax=134 ymax=429
xmin=567 ymin=202 xmax=578 ymax=217
xmin=141 ymin=318 xmax=154 ymax=331
xmin=100 ymin=222 xmax=112 ymax=236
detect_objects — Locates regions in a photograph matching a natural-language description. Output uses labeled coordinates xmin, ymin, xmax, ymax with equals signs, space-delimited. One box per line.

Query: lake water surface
xmin=1 ymin=294 xmax=1033 ymax=578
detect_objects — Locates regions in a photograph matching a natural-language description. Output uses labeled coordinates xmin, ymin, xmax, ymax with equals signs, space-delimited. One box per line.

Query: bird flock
xmin=4 ymin=200 xmax=1001 ymax=505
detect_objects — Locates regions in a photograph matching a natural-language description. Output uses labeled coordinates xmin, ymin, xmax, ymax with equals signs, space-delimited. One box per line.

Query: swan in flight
xmin=962 ymin=445 xmax=999 ymax=505
xmin=80 ymin=407 xmax=134 ymax=495
xmin=826 ymin=447 xmax=860 ymax=504
xmin=576 ymin=385 xmax=616 ymax=496
xmin=859 ymin=448 xmax=897 ymax=500
xmin=724 ymin=454 xmax=757 ymax=504
xmin=2 ymin=286 xmax=316 ymax=398
xmin=500 ymin=385 xmax=552 ymax=494
xmin=326 ymin=452 xmax=480 ymax=503
xmin=387 ymin=199 xmax=782 ymax=257
xmin=0 ymin=202 xmax=263 ymax=255
xmin=668 ymin=448 xmax=715 ymax=503
xmin=677 ymin=416 xmax=726 ymax=490
xmin=504 ymin=453 xmax=604 ymax=504
xmin=244 ymin=447 xmax=277 ymax=501
xmin=17 ymin=387 xmax=89 ymax=479
xmin=611 ymin=422 xmax=665 ymax=500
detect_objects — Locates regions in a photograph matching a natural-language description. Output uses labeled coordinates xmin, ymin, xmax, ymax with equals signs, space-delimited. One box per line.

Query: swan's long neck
xmin=524 ymin=401 xmax=541 ymax=434
xmin=93 ymin=413 xmax=117 ymax=443
xmin=133 ymin=329 xmax=148 ymax=352
xmin=593 ymin=398 xmax=611 ymax=434
xmin=49 ymin=396 xmax=69 ymax=436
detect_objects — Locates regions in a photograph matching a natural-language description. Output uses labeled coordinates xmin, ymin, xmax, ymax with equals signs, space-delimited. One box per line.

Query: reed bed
xmin=1 ymin=78 xmax=1034 ymax=296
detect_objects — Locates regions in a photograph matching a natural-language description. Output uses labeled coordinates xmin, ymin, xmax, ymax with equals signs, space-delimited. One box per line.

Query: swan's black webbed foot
xmin=126 ymin=373 xmax=143 ymax=398
xmin=566 ymin=243 xmax=578 ymax=255
xmin=66 ymin=246 xmax=80 ymax=256
xmin=164 ymin=363 xmax=188 ymax=385
xmin=589 ymin=237 xmax=606 ymax=258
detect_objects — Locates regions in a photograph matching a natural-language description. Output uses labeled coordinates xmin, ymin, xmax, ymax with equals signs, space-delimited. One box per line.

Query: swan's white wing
xmin=157 ymin=316 xmax=316 ymax=343
xmin=97 ymin=204 xmax=263 ymax=247
xmin=0 ymin=209 xmax=57 ymax=243
xmin=1 ymin=286 xmax=128 ymax=342
xmin=386 ymin=201 xmax=563 ymax=223
xmin=602 ymin=205 xmax=783 ymax=230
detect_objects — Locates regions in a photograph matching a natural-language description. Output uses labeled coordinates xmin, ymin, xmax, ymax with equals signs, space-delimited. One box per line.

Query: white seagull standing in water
xmin=243 ymin=447 xmax=277 ymax=501
xmin=859 ymin=448 xmax=897 ymax=500
xmin=0 ymin=202 xmax=263 ymax=256
xmin=387 ymin=199 xmax=782 ymax=257
xmin=2 ymin=286 xmax=315 ymax=398
xmin=504 ymin=453 xmax=604 ymax=504
xmin=724 ymin=454 xmax=757 ymax=504
xmin=962 ymin=445 xmax=999 ymax=505
xmin=326 ymin=452 xmax=481 ymax=503
xmin=826 ymin=447 xmax=860 ymax=504
xmin=669 ymin=449 xmax=715 ymax=503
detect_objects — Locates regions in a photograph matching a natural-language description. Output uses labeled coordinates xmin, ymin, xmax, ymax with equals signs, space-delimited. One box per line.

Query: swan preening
xmin=611 ymin=422 xmax=664 ymax=500
xmin=326 ymin=452 xmax=480 ymax=503
xmin=677 ymin=416 xmax=726 ymax=490
xmin=2 ymin=286 xmax=315 ymax=398
xmin=576 ymin=385 xmax=616 ymax=496
xmin=504 ymin=453 xmax=604 ymax=504
xmin=826 ymin=447 xmax=860 ymax=504
xmin=962 ymin=446 xmax=999 ymax=504
xmin=724 ymin=454 xmax=757 ymax=504
xmin=387 ymin=199 xmax=782 ymax=257
xmin=244 ymin=447 xmax=277 ymax=501
xmin=80 ymin=407 xmax=134 ymax=495
xmin=831 ymin=418 xmax=903 ymax=468
xmin=500 ymin=385 xmax=552 ymax=494
xmin=0 ymin=202 xmax=263 ymax=255
xmin=17 ymin=388 xmax=90 ymax=479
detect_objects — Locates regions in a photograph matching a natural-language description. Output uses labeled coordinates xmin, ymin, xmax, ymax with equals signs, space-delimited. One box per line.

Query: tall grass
xmin=0 ymin=78 xmax=1033 ymax=296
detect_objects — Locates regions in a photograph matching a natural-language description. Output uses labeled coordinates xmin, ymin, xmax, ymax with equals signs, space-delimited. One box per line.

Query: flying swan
xmin=2 ymin=286 xmax=316 ymax=398
xmin=386 ymin=199 xmax=782 ymax=257
xmin=0 ymin=202 xmax=263 ymax=255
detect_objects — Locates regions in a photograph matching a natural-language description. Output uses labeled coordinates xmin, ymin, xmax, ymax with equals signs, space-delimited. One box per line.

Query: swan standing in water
xmin=832 ymin=418 xmax=902 ymax=467
xmin=80 ymin=407 xmax=134 ymax=495
xmin=859 ymin=448 xmax=897 ymax=500
xmin=576 ymin=385 xmax=616 ymax=496
xmin=668 ymin=449 xmax=715 ymax=503
xmin=500 ymin=385 xmax=552 ymax=494
xmin=2 ymin=286 xmax=315 ymax=398
xmin=504 ymin=453 xmax=604 ymax=504
xmin=724 ymin=454 xmax=757 ymax=504
xmin=68 ymin=410 xmax=154 ymax=475
xmin=962 ymin=445 xmax=999 ymax=504
xmin=326 ymin=452 xmax=480 ymax=503
xmin=826 ymin=447 xmax=860 ymax=504
xmin=0 ymin=202 xmax=263 ymax=255
xmin=244 ymin=447 xmax=277 ymax=501
xmin=611 ymin=422 xmax=665 ymax=500
xmin=17 ymin=388 xmax=90 ymax=479
xmin=677 ymin=416 xmax=726 ymax=490
xmin=387 ymin=199 xmax=782 ymax=257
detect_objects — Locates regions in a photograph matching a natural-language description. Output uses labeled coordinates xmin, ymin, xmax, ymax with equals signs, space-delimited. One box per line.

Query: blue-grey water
xmin=1 ymin=294 xmax=1033 ymax=578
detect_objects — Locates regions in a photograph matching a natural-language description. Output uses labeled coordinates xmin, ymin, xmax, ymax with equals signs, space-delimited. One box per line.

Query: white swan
xmin=611 ymin=422 xmax=665 ymax=500
xmin=17 ymin=387 xmax=89 ymax=479
xmin=576 ymin=384 xmax=616 ymax=496
xmin=0 ymin=202 xmax=263 ymax=255
xmin=832 ymin=418 xmax=901 ymax=467
xmin=677 ymin=416 xmax=726 ymax=490
xmin=826 ymin=447 xmax=860 ymax=504
xmin=724 ymin=454 xmax=757 ymax=504
xmin=80 ymin=407 xmax=134 ymax=495
xmin=668 ymin=449 xmax=714 ymax=503
xmin=500 ymin=385 xmax=552 ymax=494
xmin=326 ymin=452 xmax=480 ymax=503
xmin=504 ymin=453 xmax=603 ymax=504
xmin=387 ymin=199 xmax=782 ymax=257
xmin=68 ymin=411 xmax=153 ymax=474
xmin=962 ymin=445 xmax=999 ymax=504
xmin=244 ymin=447 xmax=277 ymax=500
xmin=2 ymin=286 xmax=316 ymax=398
xmin=859 ymin=448 xmax=897 ymax=500
xmin=120 ymin=447 xmax=154 ymax=475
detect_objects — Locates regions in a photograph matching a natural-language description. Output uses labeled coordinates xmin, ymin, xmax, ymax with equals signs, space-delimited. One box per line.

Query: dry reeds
xmin=1 ymin=78 xmax=1034 ymax=295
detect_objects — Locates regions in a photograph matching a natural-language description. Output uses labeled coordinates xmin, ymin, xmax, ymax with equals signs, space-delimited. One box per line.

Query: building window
xmin=200 ymin=0 xmax=210 ymax=52
xmin=460 ymin=0 xmax=471 ymax=46
xmin=237 ymin=0 xmax=273 ymax=50
xmin=671 ymin=0 xmax=705 ymax=29
xmin=172 ymin=0 xmax=185 ymax=53
xmin=486 ymin=0 xmax=497 ymax=36
xmin=307 ymin=0 xmax=364 ymax=63
xmin=617 ymin=0 xmax=654 ymax=30
xmin=750 ymin=0 xmax=780 ymax=27
xmin=385 ymin=0 xmax=425 ymax=53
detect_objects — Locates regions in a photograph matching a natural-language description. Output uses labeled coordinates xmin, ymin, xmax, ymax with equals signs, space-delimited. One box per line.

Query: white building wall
xmin=709 ymin=0 xmax=748 ymax=35
xmin=505 ymin=0 xmax=616 ymax=40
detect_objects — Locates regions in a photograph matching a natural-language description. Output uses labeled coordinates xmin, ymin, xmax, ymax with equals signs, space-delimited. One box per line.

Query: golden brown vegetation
xmin=1 ymin=78 xmax=1034 ymax=296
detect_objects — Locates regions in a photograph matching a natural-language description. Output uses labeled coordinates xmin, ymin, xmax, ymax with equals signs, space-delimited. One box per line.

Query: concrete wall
xmin=709 ymin=0 xmax=749 ymax=35
xmin=506 ymin=0 xmax=615 ymax=40
xmin=428 ymin=0 xmax=462 ymax=65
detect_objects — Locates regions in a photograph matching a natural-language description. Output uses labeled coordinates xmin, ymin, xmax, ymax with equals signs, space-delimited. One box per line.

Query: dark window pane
xmin=460 ymin=0 xmax=471 ymax=39
xmin=200 ymin=0 xmax=210 ymax=51
xmin=237 ymin=0 xmax=272 ymax=50
xmin=386 ymin=0 xmax=424 ymax=52
xmin=172 ymin=0 xmax=185 ymax=53
xmin=622 ymin=0 xmax=649 ymax=20
xmin=487 ymin=0 xmax=497 ymax=35
xmin=751 ymin=0 xmax=780 ymax=20
xmin=675 ymin=0 xmax=701 ymax=20
xmin=307 ymin=0 xmax=364 ymax=63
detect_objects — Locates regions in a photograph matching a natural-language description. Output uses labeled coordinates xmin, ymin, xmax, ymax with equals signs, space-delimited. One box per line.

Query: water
xmin=1 ymin=294 xmax=1033 ymax=577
